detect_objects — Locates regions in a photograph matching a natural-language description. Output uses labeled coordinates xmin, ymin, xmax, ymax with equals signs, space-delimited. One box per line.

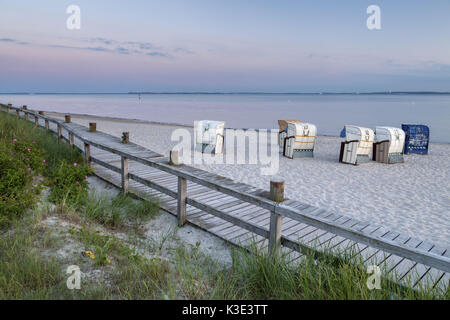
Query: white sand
xmin=52 ymin=113 xmax=450 ymax=248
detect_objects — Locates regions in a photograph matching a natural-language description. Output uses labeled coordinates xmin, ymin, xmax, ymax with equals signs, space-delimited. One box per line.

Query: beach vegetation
xmin=74 ymin=192 xmax=159 ymax=231
xmin=0 ymin=108 xmax=88 ymax=228
xmin=47 ymin=160 xmax=93 ymax=206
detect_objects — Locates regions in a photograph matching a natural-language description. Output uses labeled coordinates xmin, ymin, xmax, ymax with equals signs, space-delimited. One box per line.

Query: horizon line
xmin=1 ymin=91 xmax=450 ymax=95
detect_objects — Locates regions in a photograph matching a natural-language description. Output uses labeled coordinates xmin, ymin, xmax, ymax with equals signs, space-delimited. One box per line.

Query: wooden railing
xmin=2 ymin=103 xmax=450 ymax=274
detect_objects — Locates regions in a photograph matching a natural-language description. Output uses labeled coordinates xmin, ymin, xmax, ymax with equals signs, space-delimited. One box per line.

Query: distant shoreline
xmin=1 ymin=91 xmax=450 ymax=95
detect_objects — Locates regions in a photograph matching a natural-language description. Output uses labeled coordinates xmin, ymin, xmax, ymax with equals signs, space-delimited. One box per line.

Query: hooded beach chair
xmin=278 ymin=120 xmax=301 ymax=146
xmin=373 ymin=127 xmax=405 ymax=164
xmin=283 ymin=122 xmax=317 ymax=159
xmin=401 ymin=124 xmax=430 ymax=155
xmin=194 ymin=120 xmax=225 ymax=154
xmin=339 ymin=125 xmax=374 ymax=165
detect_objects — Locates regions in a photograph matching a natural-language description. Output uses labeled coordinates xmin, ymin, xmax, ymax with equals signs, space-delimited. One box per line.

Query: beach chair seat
xmin=339 ymin=125 xmax=374 ymax=165
xmin=283 ymin=122 xmax=316 ymax=159
xmin=401 ymin=124 xmax=429 ymax=155
xmin=194 ymin=120 xmax=225 ymax=154
xmin=373 ymin=127 xmax=405 ymax=164
xmin=277 ymin=120 xmax=301 ymax=146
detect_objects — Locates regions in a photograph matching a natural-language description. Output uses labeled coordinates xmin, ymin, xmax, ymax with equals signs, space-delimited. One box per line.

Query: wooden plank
xmin=84 ymin=143 xmax=91 ymax=167
xmin=275 ymin=203 xmax=450 ymax=272
xmin=57 ymin=124 xmax=62 ymax=141
xmin=411 ymin=249 xmax=447 ymax=290
xmin=186 ymin=197 xmax=270 ymax=239
xmin=187 ymin=196 xmax=242 ymax=222
xmin=268 ymin=210 xmax=283 ymax=256
xmin=121 ymin=156 xmax=129 ymax=193
xmin=129 ymin=173 xmax=177 ymax=199
xmin=177 ymin=177 xmax=187 ymax=227
xmin=225 ymin=210 xmax=271 ymax=240
xmin=210 ymin=205 xmax=267 ymax=235
xmin=91 ymin=157 xmax=121 ymax=174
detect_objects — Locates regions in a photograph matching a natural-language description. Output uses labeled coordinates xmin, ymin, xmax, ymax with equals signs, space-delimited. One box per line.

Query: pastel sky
xmin=1 ymin=0 xmax=449 ymax=92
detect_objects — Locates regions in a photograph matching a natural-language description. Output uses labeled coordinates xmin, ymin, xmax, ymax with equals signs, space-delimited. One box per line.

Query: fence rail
xmin=2 ymin=103 xmax=450 ymax=276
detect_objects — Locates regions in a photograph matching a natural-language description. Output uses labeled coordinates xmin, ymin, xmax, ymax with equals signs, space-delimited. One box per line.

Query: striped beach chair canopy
xmin=344 ymin=125 xmax=374 ymax=156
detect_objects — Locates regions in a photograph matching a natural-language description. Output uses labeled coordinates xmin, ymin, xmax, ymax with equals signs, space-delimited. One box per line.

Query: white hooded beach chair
xmin=194 ymin=120 xmax=225 ymax=154
xmin=283 ymin=122 xmax=317 ymax=159
xmin=373 ymin=127 xmax=405 ymax=164
xmin=339 ymin=125 xmax=374 ymax=165
xmin=278 ymin=120 xmax=302 ymax=146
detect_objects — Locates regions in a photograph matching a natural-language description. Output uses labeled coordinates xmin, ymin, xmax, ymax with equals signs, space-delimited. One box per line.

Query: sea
xmin=1 ymin=93 xmax=449 ymax=142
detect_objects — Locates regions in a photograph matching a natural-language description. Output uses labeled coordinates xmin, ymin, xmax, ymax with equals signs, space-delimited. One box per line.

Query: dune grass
xmin=75 ymin=192 xmax=160 ymax=231
xmin=3 ymin=205 xmax=448 ymax=300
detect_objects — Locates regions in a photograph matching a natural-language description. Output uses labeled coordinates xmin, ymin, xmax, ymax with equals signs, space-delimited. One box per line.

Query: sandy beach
xmin=49 ymin=112 xmax=450 ymax=248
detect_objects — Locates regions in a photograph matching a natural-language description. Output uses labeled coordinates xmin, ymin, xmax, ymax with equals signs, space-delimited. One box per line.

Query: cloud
xmin=146 ymin=52 xmax=169 ymax=57
xmin=75 ymin=37 xmax=170 ymax=55
xmin=383 ymin=58 xmax=450 ymax=75
xmin=89 ymin=37 xmax=116 ymax=45
xmin=86 ymin=46 xmax=112 ymax=52
xmin=306 ymin=53 xmax=330 ymax=59
xmin=47 ymin=44 xmax=115 ymax=53
xmin=422 ymin=61 xmax=450 ymax=72
xmin=123 ymin=41 xmax=156 ymax=50
xmin=174 ymin=47 xmax=195 ymax=55
xmin=0 ymin=38 xmax=30 ymax=45
xmin=0 ymin=36 xmax=178 ymax=58
xmin=75 ymin=37 xmax=192 ymax=58
xmin=115 ymin=47 xmax=131 ymax=55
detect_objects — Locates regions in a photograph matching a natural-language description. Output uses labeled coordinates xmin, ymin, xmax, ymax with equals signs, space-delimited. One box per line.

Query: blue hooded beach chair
xmin=401 ymin=124 xmax=429 ymax=155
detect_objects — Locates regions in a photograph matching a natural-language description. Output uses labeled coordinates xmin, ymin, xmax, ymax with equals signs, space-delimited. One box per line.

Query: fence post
xmin=34 ymin=115 xmax=39 ymax=127
xmin=177 ymin=177 xmax=187 ymax=227
xmin=84 ymin=143 xmax=91 ymax=168
xmin=7 ymin=104 xmax=11 ymax=113
xmin=121 ymin=156 xmax=129 ymax=194
xmin=45 ymin=119 xmax=49 ymax=130
xmin=16 ymin=109 xmax=20 ymax=117
xmin=65 ymin=115 xmax=71 ymax=123
xmin=57 ymin=124 xmax=62 ymax=141
xmin=169 ymin=149 xmax=182 ymax=166
xmin=89 ymin=122 xmax=96 ymax=132
xmin=268 ymin=178 xmax=285 ymax=257
xmin=121 ymin=132 xmax=129 ymax=144
xmin=69 ymin=132 xmax=74 ymax=147
xmin=270 ymin=178 xmax=285 ymax=202
xmin=22 ymin=106 xmax=28 ymax=120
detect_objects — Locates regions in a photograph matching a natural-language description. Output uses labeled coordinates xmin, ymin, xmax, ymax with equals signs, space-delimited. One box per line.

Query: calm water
xmin=1 ymin=93 xmax=449 ymax=142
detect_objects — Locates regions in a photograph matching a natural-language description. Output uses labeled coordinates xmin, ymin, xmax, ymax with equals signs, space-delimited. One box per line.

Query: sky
xmin=0 ymin=0 xmax=449 ymax=93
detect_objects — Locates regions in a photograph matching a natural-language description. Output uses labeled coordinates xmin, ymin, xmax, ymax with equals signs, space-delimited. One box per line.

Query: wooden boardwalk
xmin=3 ymin=105 xmax=449 ymax=292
